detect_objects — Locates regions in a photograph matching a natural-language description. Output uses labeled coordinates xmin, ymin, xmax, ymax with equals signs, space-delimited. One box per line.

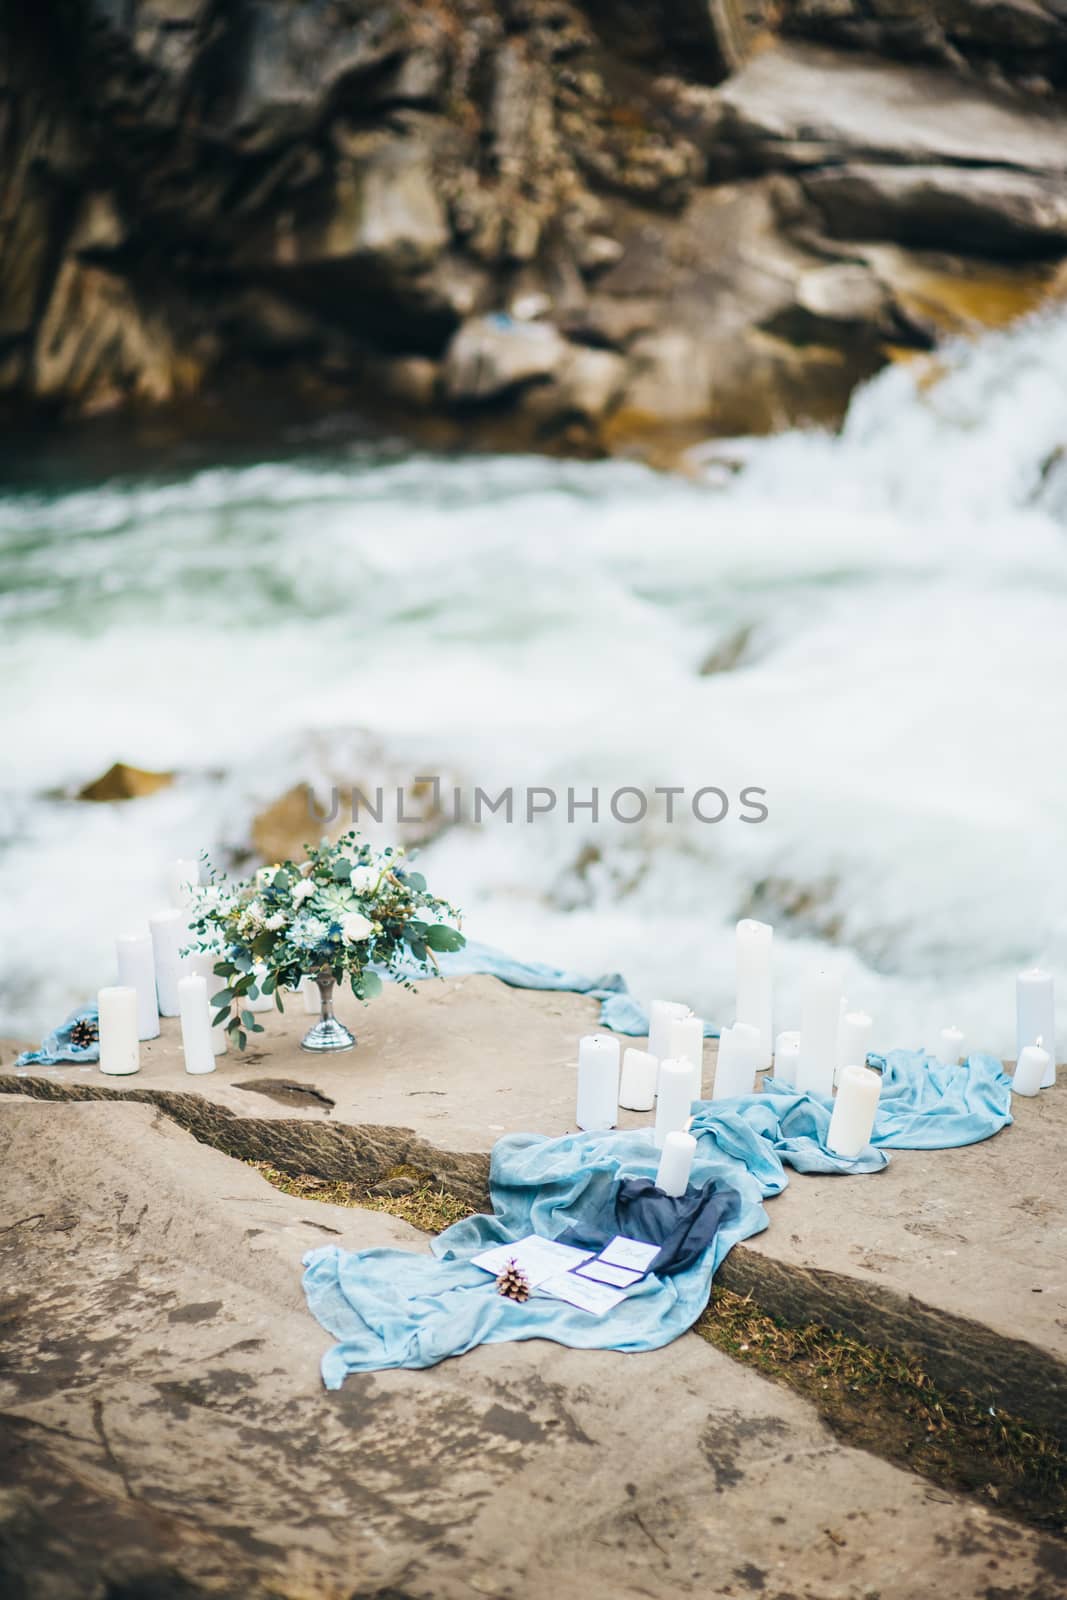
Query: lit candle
xmin=837 ymin=1009 xmax=873 ymax=1085
xmin=711 ymin=1023 xmax=761 ymax=1101
xmin=735 ymin=919 xmax=773 ymax=1068
xmin=654 ymin=1057 xmax=693 ymax=1147
xmin=245 ymin=961 xmax=274 ymax=1014
xmin=619 ymin=1047 xmax=658 ymax=1111
xmin=576 ymin=1033 xmax=620 ymax=1131
xmin=178 ymin=974 xmax=216 ymax=1075
xmin=773 ymin=1029 xmax=801 ymax=1088
xmin=655 ymin=1129 xmax=696 ymax=1197
xmin=149 ymin=908 xmax=186 ymax=1016
xmin=168 ymin=858 xmax=200 ymax=909
xmin=98 ymin=986 xmax=140 ymax=1076
xmin=115 ymin=930 xmax=160 ymax=1040
xmin=647 ymin=1000 xmax=689 ymax=1077
xmin=926 ymin=1025 xmax=966 ymax=1065
xmin=1013 ymin=1042 xmax=1051 ymax=1097
xmin=1017 ymin=969 xmax=1055 ymax=1088
xmin=187 ymin=952 xmax=229 ymax=1055
xmin=827 ymin=1064 xmax=881 ymax=1157
xmin=797 ymin=966 xmax=843 ymax=1097
xmin=667 ymin=1012 xmax=705 ymax=1103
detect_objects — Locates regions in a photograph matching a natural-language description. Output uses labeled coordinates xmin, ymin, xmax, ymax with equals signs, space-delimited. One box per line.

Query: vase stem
xmin=300 ymin=970 xmax=356 ymax=1052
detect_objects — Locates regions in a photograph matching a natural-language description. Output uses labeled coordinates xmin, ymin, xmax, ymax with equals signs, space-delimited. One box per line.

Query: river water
xmin=3 ymin=309 xmax=1066 ymax=1054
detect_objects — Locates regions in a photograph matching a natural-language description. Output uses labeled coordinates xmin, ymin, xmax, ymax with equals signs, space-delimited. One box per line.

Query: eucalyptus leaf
xmin=210 ymin=989 xmax=231 ymax=1009
xmin=425 ymin=924 xmax=465 ymax=953
xmin=360 ymin=970 xmax=383 ymax=999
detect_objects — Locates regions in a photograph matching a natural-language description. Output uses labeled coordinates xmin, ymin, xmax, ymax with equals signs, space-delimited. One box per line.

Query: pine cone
xmin=495 ymin=1259 xmax=531 ymax=1303
xmin=70 ymin=1018 xmax=99 ymax=1050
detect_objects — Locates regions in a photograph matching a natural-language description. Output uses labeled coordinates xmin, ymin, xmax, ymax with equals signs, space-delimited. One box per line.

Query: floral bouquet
xmin=187 ymin=832 xmax=464 ymax=1052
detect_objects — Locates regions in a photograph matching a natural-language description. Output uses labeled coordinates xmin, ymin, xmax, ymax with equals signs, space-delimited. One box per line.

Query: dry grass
xmin=252 ymin=1158 xmax=1066 ymax=1532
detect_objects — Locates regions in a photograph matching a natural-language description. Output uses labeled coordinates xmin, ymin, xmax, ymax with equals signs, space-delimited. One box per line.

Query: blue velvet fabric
xmin=303 ymin=1050 xmax=1013 ymax=1386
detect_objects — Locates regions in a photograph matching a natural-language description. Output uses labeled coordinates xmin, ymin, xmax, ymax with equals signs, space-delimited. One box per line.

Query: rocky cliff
xmin=2 ymin=0 xmax=1066 ymax=455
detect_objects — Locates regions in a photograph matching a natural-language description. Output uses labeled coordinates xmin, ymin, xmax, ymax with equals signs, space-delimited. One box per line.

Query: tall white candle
xmin=619 ymin=1047 xmax=658 ymax=1112
xmin=245 ymin=961 xmax=274 ymax=1014
xmin=735 ymin=919 xmax=773 ymax=1068
xmin=773 ymin=1029 xmax=801 ymax=1088
xmin=926 ymin=1025 xmax=966 ymax=1066
xmin=827 ymin=1064 xmax=881 ymax=1158
xmin=116 ymin=930 xmax=160 ymax=1040
xmin=711 ymin=1023 xmax=761 ymax=1101
xmin=301 ymin=975 xmax=320 ymax=1014
xmin=576 ymin=1033 xmax=620 ymax=1131
xmin=168 ymin=858 xmax=200 ymax=909
xmin=655 ymin=1129 xmax=696 ymax=1198
xmin=187 ymin=952 xmax=229 ymax=1055
xmin=1017 ymin=968 xmax=1055 ymax=1088
xmin=654 ymin=1057 xmax=693 ymax=1148
xmin=149 ymin=908 xmax=185 ymax=1016
xmin=1013 ymin=1043 xmax=1051 ymax=1097
xmin=98 ymin=986 xmax=140 ymax=1076
xmin=178 ymin=974 xmax=216 ymax=1075
xmin=667 ymin=1012 xmax=704 ymax=1103
xmin=797 ymin=966 xmax=843 ymax=1097
xmin=837 ymin=1009 xmax=873 ymax=1085
xmin=647 ymin=1000 xmax=689 ymax=1078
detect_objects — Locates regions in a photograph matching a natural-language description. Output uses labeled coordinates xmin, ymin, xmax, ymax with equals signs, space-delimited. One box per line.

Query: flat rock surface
xmin=2 ymin=1096 xmax=1064 ymax=1600
xmin=4 ymin=971 xmax=1064 ymax=1397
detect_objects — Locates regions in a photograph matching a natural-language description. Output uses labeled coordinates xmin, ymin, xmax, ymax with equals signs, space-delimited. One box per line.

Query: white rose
xmin=349 ymin=865 xmax=377 ymax=894
xmin=341 ymin=912 xmax=374 ymax=943
xmin=264 ymin=912 xmax=286 ymax=932
xmin=291 ymin=879 xmax=316 ymax=905
xmin=246 ymin=899 xmax=264 ymax=922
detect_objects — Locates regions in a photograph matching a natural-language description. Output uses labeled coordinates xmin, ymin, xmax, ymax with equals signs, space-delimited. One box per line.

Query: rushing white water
xmin=3 ymin=309 xmax=1066 ymax=1054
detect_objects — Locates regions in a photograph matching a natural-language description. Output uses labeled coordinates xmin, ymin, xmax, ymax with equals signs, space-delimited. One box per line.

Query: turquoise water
xmin=3 ymin=310 xmax=1066 ymax=1054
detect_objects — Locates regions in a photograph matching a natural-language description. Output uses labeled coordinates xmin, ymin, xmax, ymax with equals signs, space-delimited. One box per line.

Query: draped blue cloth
xmin=302 ymin=1051 xmax=1012 ymax=1386
xmin=14 ymin=1004 xmax=100 ymax=1068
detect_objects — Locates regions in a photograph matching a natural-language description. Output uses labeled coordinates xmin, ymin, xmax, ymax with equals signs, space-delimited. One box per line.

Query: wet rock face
xmin=2 ymin=1 xmax=1067 ymax=450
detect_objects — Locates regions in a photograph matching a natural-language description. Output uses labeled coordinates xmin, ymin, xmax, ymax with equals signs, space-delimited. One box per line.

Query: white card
xmin=538 ymin=1271 xmax=628 ymax=1316
xmin=471 ymin=1235 xmax=594 ymax=1287
xmin=597 ymin=1235 xmax=660 ymax=1272
xmin=575 ymin=1260 xmax=644 ymax=1289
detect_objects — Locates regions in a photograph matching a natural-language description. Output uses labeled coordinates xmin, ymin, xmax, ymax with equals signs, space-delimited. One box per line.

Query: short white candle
xmin=667 ymin=1012 xmax=704 ymax=1103
xmin=116 ymin=930 xmax=160 ymax=1040
xmin=619 ymin=1047 xmax=658 ymax=1111
xmin=1013 ymin=1043 xmax=1051 ymax=1097
xmin=149 ymin=908 xmax=186 ymax=1016
xmin=576 ymin=1033 xmax=620 ymax=1131
xmin=98 ymin=985 xmax=140 ymax=1076
xmin=647 ymin=1000 xmax=689 ymax=1078
xmin=168 ymin=858 xmax=200 ymax=909
xmin=827 ymin=1064 xmax=881 ymax=1158
xmin=837 ymin=1009 xmax=873 ymax=1085
xmin=1017 ymin=968 xmax=1055 ymax=1088
xmin=927 ymin=1025 xmax=966 ymax=1066
xmin=178 ymin=974 xmax=216 ymax=1075
xmin=655 ymin=1129 xmax=696 ymax=1198
xmin=654 ymin=1057 xmax=693 ymax=1148
xmin=773 ymin=1029 xmax=801 ymax=1088
xmin=711 ymin=1023 xmax=761 ymax=1101
xmin=245 ymin=961 xmax=274 ymax=1014
xmin=797 ymin=966 xmax=843 ymax=1097
xmin=735 ymin=919 xmax=773 ymax=1068
xmin=301 ymin=975 xmax=320 ymax=1014
xmin=187 ymin=952 xmax=229 ymax=1055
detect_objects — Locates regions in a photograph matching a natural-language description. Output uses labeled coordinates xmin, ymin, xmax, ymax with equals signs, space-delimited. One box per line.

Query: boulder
xmin=76 ymin=762 xmax=175 ymax=803
xmin=443 ymin=313 xmax=569 ymax=401
xmin=316 ymin=132 xmax=450 ymax=271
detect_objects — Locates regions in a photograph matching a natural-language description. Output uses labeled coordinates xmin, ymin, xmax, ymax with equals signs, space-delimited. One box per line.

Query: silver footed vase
xmin=301 ymin=971 xmax=356 ymax=1053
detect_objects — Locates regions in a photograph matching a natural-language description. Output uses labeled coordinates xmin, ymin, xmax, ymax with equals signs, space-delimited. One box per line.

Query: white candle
xmin=187 ymin=952 xmax=229 ymax=1055
xmin=149 ymin=908 xmax=186 ymax=1016
xmin=178 ymin=974 xmax=216 ymax=1075
xmin=647 ymin=1000 xmax=689 ymax=1077
xmin=837 ymin=1009 xmax=873 ymax=1085
xmin=654 ymin=1057 xmax=693 ymax=1147
xmin=98 ymin=985 xmax=140 ymax=1076
xmin=619 ymin=1047 xmax=658 ymax=1111
xmin=1017 ymin=968 xmax=1055 ymax=1088
xmin=115 ymin=930 xmax=160 ymax=1040
xmin=797 ymin=966 xmax=843 ymax=1097
xmin=245 ymin=961 xmax=274 ymax=1014
xmin=773 ymin=1029 xmax=801 ymax=1088
xmin=168 ymin=857 xmax=200 ymax=909
xmin=655 ymin=1129 xmax=696 ymax=1197
xmin=301 ymin=975 xmax=320 ymax=1014
xmin=667 ymin=1012 xmax=705 ymax=1103
xmin=576 ymin=1033 xmax=620 ymax=1131
xmin=827 ymin=1064 xmax=881 ymax=1158
xmin=927 ymin=1025 xmax=966 ymax=1065
xmin=711 ymin=1023 xmax=761 ymax=1101
xmin=735 ymin=919 xmax=773 ymax=1068
xmin=1013 ymin=1042 xmax=1051 ymax=1097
